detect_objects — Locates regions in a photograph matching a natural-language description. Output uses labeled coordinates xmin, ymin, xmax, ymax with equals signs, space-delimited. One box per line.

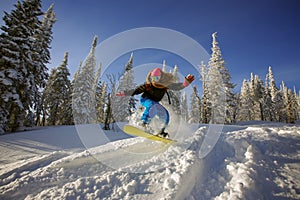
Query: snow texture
xmin=0 ymin=122 xmax=299 ymax=200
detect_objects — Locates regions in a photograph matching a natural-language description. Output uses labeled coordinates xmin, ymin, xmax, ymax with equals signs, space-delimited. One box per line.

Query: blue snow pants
xmin=140 ymin=97 xmax=170 ymax=131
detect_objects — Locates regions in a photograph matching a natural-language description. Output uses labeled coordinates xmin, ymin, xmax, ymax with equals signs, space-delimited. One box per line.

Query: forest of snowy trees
xmin=0 ymin=0 xmax=299 ymax=134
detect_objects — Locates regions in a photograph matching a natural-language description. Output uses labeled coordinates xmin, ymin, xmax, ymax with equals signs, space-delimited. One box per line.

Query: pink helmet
xmin=150 ymin=68 xmax=162 ymax=77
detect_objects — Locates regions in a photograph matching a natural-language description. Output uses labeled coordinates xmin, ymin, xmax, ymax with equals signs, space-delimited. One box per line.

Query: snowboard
xmin=123 ymin=125 xmax=176 ymax=144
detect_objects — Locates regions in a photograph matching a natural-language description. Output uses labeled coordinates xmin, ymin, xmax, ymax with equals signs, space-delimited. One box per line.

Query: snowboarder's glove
xmin=116 ymin=91 xmax=126 ymax=97
xmin=183 ymin=74 xmax=195 ymax=87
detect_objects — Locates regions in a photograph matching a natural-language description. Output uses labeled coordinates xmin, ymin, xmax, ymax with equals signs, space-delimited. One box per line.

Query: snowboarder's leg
xmin=161 ymin=105 xmax=170 ymax=129
xmin=162 ymin=106 xmax=170 ymax=136
xmin=156 ymin=105 xmax=170 ymax=138
xmin=140 ymin=97 xmax=155 ymax=124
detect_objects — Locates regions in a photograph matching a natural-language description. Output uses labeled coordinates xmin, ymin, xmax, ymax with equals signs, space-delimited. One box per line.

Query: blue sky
xmin=1 ymin=0 xmax=300 ymax=91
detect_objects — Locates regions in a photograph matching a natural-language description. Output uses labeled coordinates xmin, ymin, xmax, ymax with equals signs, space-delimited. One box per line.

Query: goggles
xmin=150 ymin=76 xmax=160 ymax=82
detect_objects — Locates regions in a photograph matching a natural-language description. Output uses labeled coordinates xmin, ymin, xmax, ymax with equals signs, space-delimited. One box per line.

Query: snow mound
xmin=0 ymin=123 xmax=300 ymax=199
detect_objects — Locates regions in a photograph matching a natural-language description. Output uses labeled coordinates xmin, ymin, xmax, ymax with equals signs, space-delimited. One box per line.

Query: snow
xmin=0 ymin=122 xmax=299 ymax=199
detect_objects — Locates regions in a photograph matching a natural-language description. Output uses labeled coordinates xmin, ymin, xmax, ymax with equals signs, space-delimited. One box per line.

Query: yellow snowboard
xmin=123 ymin=125 xmax=176 ymax=144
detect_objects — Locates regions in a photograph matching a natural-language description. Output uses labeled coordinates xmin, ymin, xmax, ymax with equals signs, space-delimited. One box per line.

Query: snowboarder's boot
xmin=137 ymin=120 xmax=148 ymax=128
xmin=157 ymin=130 xmax=169 ymax=138
xmin=137 ymin=120 xmax=152 ymax=132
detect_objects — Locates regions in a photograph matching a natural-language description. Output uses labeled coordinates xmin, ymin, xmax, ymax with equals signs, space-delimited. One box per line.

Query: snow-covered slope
xmin=0 ymin=122 xmax=299 ymax=200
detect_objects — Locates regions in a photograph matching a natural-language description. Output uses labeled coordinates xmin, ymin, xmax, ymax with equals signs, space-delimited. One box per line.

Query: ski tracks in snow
xmin=0 ymin=127 xmax=205 ymax=200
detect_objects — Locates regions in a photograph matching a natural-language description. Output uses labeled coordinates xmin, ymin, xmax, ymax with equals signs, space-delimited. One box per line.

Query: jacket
xmin=125 ymin=82 xmax=185 ymax=102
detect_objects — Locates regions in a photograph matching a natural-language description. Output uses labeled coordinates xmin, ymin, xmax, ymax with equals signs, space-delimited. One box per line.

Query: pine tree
xmin=124 ymin=53 xmax=135 ymax=116
xmin=125 ymin=52 xmax=133 ymax=71
xmin=231 ymin=93 xmax=239 ymax=123
xmin=0 ymin=0 xmax=48 ymax=132
xmin=207 ymin=61 xmax=226 ymax=124
xmin=199 ymin=61 xmax=210 ymax=123
xmin=189 ymin=85 xmax=201 ymax=123
xmin=298 ymin=91 xmax=300 ymax=121
xmin=55 ymin=52 xmax=72 ymax=125
xmin=43 ymin=52 xmax=72 ymax=125
xmin=268 ymin=66 xmax=277 ymax=102
xmin=207 ymin=32 xmax=233 ymax=124
xmin=289 ymin=88 xmax=298 ymax=123
xmin=293 ymin=87 xmax=300 ymax=121
xmin=281 ymin=81 xmax=297 ymax=124
xmin=172 ymin=65 xmax=180 ymax=82
xmin=268 ymin=66 xmax=285 ymax=121
xmin=208 ymin=32 xmax=235 ymax=123
xmin=262 ymin=74 xmax=275 ymax=121
xmin=93 ymin=63 xmax=104 ymax=123
xmin=72 ymin=36 xmax=98 ymax=124
xmin=96 ymin=82 xmax=107 ymax=123
xmin=162 ymin=60 xmax=167 ymax=72
xmin=115 ymin=53 xmax=135 ymax=121
xmin=237 ymin=79 xmax=253 ymax=121
xmin=42 ymin=68 xmax=57 ymax=125
xmin=32 ymin=3 xmax=56 ymax=125
xmin=181 ymin=92 xmax=189 ymax=121
xmin=249 ymin=73 xmax=264 ymax=120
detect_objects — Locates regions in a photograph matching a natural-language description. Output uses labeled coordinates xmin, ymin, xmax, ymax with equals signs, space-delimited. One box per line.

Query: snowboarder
xmin=116 ymin=67 xmax=194 ymax=137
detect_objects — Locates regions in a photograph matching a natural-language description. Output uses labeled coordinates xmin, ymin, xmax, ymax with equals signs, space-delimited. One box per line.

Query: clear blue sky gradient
xmin=1 ymin=0 xmax=300 ymax=91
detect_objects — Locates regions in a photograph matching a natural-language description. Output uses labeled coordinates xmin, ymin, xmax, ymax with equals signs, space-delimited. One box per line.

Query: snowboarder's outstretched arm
xmin=168 ymin=74 xmax=195 ymax=91
xmin=116 ymin=83 xmax=146 ymax=97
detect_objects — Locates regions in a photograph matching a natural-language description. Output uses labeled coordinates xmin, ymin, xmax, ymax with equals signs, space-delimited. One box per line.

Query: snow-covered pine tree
xmin=231 ymin=93 xmax=239 ymax=123
xmin=43 ymin=52 xmax=72 ymax=125
xmin=268 ymin=66 xmax=277 ymax=102
xmin=0 ymin=0 xmax=47 ymax=132
xmin=208 ymin=32 xmax=235 ymax=123
xmin=162 ymin=60 xmax=167 ymax=72
xmin=96 ymin=82 xmax=107 ymax=123
xmin=181 ymin=92 xmax=188 ymax=121
xmin=289 ymin=88 xmax=298 ymax=123
xmin=207 ymin=62 xmax=226 ymax=124
xmin=268 ymin=66 xmax=285 ymax=122
xmin=207 ymin=32 xmax=231 ymax=124
xmin=199 ymin=61 xmax=210 ymax=123
xmin=125 ymin=52 xmax=133 ymax=71
xmin=287 ymin=88 xmax=295 ymax=123
xmin=32 ymin=3 xmax=56 ymax=126
xmin=189 ymin=85 xmax=201 ymax=123
xmin=72 ymin=36 xmax=98 ymax=124
xmin=93 ymin=63 xmax=105 ymax=123
xmin=72 ymin=61 xmax=82 ymax=86
xmin=281 ymin=81 xmax=297 ymax=124
xmin=293 ymin=87 xmax=300 ymax=121
xmin=172 ymin=65 xmax=180 ymax=82
xmin=42 ymin=68 xmax=58 ymax=125
xmin=298 ymin=91 xmax=300 ymax=120
xmin=115 ymin=53 xmax=135 ymax=121
xmin=262 ymin=74 xmax=275 ymax=121
xmin=236 ymin=79 xmax=253 ymax=121
xmin=275 ymin=91 xmax=285 ymax=123
xmin=125 ymin=53 xmax=136 ymax=116
xmin=254 ymin=75 xmax=264 ymax=120
xmin=249 ymin=73 xmax=264 ymax=120
xmin=55 ymin=53 xmax=72 ymax=125
xmin=93 ymin=63 xmax=102 ymax=98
